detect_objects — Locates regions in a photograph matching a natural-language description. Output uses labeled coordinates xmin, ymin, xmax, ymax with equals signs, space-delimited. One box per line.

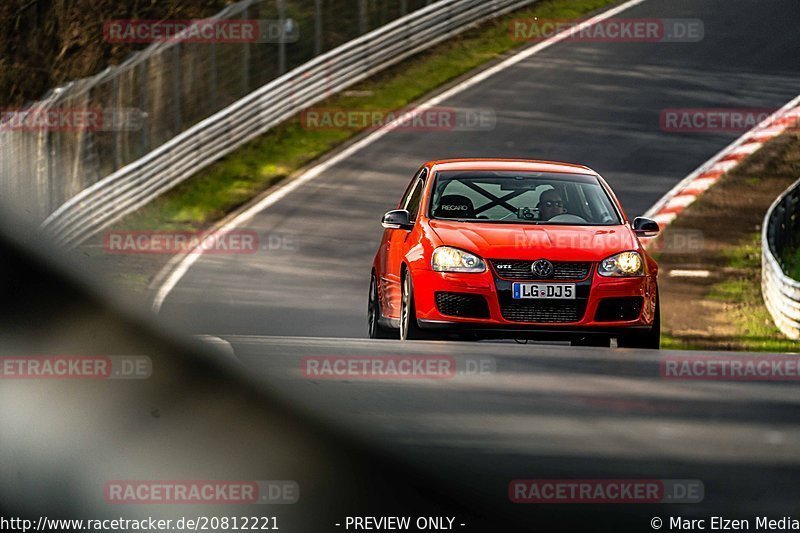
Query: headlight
xmin=432 ymin=246 xmax=486 ymax=273
xmin=598 ymin=251 xmax=644 ymax=277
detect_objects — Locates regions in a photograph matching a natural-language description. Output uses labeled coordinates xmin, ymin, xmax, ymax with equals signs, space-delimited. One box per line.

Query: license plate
xmin=512 ymin=283 xmax=576 ymax=300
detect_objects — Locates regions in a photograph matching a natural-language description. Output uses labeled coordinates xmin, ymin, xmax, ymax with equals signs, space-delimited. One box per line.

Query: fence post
xmin=359 ymin=0 xmax=368 ymax=34
xmin=243 ymin=4 xmax=251 ymax=93
xmin=278 ymin=0 xmax=287 ymax=74
xmin=112 ymin=75 xmax=121 ymax=169
xmin=139 ymin=60 xmax=149 ymax=158
xmin=45 ymin=130 xmax=54 ymax=215
xmin=210 ymin=41 xmax=218 ymax=108
xmin=314 ymin=0 xmax=323 ymax=55
xmin=173 ymin=44 xmax=183 ymax=134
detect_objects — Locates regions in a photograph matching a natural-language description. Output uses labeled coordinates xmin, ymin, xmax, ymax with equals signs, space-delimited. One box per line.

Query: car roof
xmin=427 ymin=158 xmax=597 ymax=175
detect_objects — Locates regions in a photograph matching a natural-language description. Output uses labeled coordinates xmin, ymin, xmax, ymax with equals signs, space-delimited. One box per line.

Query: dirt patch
xmin=657 ymin=131 xmax=800 ymax=352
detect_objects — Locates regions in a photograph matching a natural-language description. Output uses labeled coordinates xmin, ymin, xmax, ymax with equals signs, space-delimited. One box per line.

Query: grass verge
xmin=707 ymin=234 xmax=798 ymax=352
xmin=113 ymin=0 xmax=620 ymax=231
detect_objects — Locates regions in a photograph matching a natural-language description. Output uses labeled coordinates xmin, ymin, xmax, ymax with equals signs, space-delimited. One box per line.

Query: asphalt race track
xmin=218 ymin=335 xmax=800 ymax=522
xmin=158 ymin=0 xmax=800 ymax=338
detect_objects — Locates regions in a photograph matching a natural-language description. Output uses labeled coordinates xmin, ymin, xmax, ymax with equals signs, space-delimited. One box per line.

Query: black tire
xmin=368 ymin=273 xmax=396 ymax=339
xmin=618 ymin=293 xmax=661 ymax=349
xmin=400 ymin=271 xmax=429 ymax=341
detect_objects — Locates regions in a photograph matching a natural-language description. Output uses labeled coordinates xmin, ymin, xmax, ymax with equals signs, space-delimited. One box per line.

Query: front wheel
xmin=400 ymin=272 xmax=429 ymax=340
xmin=618 ymin=293 xmax=661 ymax=349
xmin=368 ymin=273 xmax=396 ymax=339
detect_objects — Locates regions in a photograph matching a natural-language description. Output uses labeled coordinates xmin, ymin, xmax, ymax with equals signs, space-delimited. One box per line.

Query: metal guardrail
xmin=762 ymin=177 xmax=800 ymax=339
xmin=2 ymin=0 xmax=437 ymax=225
xmin=40 ymin=0 xmax=538 ymax=246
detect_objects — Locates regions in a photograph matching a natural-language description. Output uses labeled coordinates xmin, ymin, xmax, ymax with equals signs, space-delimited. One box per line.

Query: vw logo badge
xmin=531 ymin=259 xmax=554 ymax=278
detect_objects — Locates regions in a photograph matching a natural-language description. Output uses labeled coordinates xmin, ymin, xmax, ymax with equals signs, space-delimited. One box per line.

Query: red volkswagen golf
xmin=369 ymin=159 xmax=661 ymax=348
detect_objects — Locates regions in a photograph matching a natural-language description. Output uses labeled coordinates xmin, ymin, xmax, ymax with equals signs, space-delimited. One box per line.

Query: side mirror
xmin=632 ymin=217 xmax=660 ymax=237
xmin=381 ymin=209 xmax=414 ymax=230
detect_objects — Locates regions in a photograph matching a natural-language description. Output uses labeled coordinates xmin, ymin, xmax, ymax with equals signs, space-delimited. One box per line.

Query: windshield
xmin=429 ymin=171 xmax=621 ymax=225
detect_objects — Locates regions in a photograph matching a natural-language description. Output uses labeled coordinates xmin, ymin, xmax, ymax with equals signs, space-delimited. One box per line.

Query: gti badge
xmin=531 ymin=259 xmax=554 ymax=278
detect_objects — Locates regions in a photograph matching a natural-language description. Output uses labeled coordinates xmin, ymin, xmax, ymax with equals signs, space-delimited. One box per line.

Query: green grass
xmin=783 ymin=246 xmax=800 ymax=280
xmin=660 ymin=334 xmax=704 ymax=351
xmin=708 ymin=234 xmax=800 ymax=353
xmin=117 ymin=0 xmax=620 ymax=231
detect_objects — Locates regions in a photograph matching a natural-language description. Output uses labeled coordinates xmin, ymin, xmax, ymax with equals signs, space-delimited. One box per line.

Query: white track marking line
xmin=668 ymin=270 xmax=711 ymax=278
xmin=664 ymin=195 xmax=697 ymax=209
xmin=152 ymin=0 xmax=649 ymax=313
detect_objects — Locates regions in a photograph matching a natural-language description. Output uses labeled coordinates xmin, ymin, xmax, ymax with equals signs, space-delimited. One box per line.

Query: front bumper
xmin=411 ymin=266 xmax=657 ymax=335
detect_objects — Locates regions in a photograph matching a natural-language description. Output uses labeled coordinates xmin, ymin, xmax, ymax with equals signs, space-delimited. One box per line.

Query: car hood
xmin=427 ymin=220 xmax=638 ymax=262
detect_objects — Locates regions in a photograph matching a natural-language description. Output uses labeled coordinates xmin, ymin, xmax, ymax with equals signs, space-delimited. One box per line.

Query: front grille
xmin=500 ymin=300 xmax=586 ymax=323
xmin=435 ymin=292 xmax=490 ymax=319
xmin=491 ymin=260 xmax=592 ymax=281
xmin=594 ymin=297 xmax=643 ymax=322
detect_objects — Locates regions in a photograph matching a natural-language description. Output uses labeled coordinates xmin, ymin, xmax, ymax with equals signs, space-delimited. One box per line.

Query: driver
xmin=538 ymin=189 xmax=567 ymax=221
